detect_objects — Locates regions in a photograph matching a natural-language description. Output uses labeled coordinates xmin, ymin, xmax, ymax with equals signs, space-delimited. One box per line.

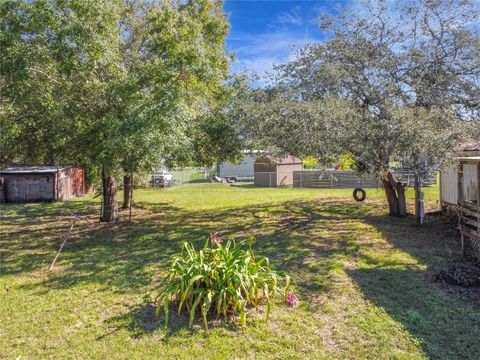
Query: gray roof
xmin=0 ymin=166 xmax=72 ymax=174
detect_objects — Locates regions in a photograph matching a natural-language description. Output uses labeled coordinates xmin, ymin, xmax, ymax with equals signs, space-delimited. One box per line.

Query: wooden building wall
xmin=276 ymin=163 xmax=303 ymax=186
xmin=440 ymin=166 xmax=459 ymax=206
xmin=253 ymin=158 xmax=302 ymax=187
xmin=441 ymin=164 xmax=479 ymax=206
xmin=293 ymin=171 xmax=382 ymax=189
xmin=1 ymin=167 xmax=85 ymax=203
xmin=2 ymin=173 xmax=55 ymax=202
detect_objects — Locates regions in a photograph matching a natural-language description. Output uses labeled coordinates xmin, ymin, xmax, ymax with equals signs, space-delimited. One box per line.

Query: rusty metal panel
xmin=71 ymin=167 xmax=85 ymax=196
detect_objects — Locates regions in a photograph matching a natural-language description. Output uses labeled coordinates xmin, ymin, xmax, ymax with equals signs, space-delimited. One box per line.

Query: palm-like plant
xmin=155 ymin=235 xmax=290 ymax=329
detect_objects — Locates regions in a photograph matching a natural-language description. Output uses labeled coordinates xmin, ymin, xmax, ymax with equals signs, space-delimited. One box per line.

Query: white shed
xmin=440 ymin=166 xmax=458 ymax=205
xmin=218 ymin=150 xmax=264 ymax=179
xmin=440 ymin=142 xmax=480 ymax=207
xmin=439 ymin=142 xmax=480 ymax=260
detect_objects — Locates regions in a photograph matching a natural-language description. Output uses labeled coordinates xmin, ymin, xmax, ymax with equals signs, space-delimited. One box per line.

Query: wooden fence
xmin=293 ymin=171 xmax=382 ymax=189
xmin=458 ymin=201 xmax=480 ymax=260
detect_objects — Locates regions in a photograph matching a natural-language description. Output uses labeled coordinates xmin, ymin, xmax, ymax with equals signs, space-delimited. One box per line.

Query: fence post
xmin=415 ymin=173 xmax=423 ymax=225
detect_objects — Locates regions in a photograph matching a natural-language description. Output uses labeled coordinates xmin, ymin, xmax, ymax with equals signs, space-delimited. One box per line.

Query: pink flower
xmin=210 ymin=232 xmax=223 ymax=247
xmin=286 ymin=290 xmax=299 ymax=308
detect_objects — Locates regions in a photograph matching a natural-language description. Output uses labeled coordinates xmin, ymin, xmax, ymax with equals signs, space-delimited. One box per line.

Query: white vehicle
xmin=152 ymin=171 xmax=174 ymax=187
xmin=156 ymin=171 xmax=173 ymax=181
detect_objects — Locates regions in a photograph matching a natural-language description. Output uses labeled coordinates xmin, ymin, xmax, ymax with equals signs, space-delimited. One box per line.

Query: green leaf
xmin=157 ymin=235 xmax=291 ymax=329
xmin=189 ymin=293 xmax=203 ymax=328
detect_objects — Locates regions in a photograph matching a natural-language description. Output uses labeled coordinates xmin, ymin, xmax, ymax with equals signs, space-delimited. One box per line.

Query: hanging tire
xmin=353 ymin=188 xmax=366 ymax=202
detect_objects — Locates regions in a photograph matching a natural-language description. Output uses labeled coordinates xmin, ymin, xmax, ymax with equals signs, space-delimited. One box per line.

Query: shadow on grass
xmin=347 ymin=213 xmax=480 ymax=359
xmin=4 ymin=192 xmax=480 ymax=358
xmin=101 ymin=299 xmax=241 ymax=341
xmin=347 ymin=267 xmax=480 ymax=359
xmin=185 ymin=179 xmax=210 ymax=184
xmin=0 ymin=198 xmax=100 ymax=218
xmin=9 ymin=198 xmax=367 ymax=293
xmin=0 ymin=200 xmax=101 ymax=276
xmin=229 ymin=183 xmax=260 ymax=189
xmin=362 ymin=212 xmax=461 ymax=267
xmin=99 ymin=300 xmax=167 ymax=339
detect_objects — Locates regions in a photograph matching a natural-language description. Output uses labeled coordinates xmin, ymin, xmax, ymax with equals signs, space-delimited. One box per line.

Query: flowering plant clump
xmin=156 ymin=234 xmax=291 ymax=329
xmin=209 ymin=231 xmax=222 ymax=247
xmin=286 ymin=290 xmax=299 ymax=308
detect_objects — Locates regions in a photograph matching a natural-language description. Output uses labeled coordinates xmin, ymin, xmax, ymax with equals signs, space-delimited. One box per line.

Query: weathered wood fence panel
xmin=293 ymin=171 xmax=382 ymax=189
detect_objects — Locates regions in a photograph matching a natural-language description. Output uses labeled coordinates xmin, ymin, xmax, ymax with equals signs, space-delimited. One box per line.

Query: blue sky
xmin=224 ymin=0 xmax=350 ymax=84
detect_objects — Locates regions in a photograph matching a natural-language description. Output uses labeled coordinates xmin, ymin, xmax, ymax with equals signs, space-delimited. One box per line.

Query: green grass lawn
xmin=1 ymin=183 xmax=479 ymax=359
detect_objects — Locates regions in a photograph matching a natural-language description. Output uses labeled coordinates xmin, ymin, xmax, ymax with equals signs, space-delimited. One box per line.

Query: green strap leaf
xmin=189 ymin=293 xmax=203 ymax=328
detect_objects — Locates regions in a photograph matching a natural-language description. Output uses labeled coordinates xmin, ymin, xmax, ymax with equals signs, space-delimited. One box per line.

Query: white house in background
xmin=218 ymin=150 xmax=265 ymax=178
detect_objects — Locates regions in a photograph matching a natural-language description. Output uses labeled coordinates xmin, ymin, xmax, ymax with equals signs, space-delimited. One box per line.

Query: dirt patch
xmin=434 ymin=263 xmax=480 ymax=288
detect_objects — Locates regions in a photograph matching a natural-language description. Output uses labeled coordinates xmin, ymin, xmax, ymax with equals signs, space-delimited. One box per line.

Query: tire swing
xmin=353 ymin=187 xmax=366 ymax=202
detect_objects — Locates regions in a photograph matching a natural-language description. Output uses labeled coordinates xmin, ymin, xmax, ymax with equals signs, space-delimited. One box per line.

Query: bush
xmin=155 ymin=234 xmax=290 ymax=329
xmin=338 ymin=153 xmax=354 ymax=170
xmin=302 ymin=156 xmax=318 ymax=170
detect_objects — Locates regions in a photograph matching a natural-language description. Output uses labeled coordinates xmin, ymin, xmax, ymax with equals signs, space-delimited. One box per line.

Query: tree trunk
xmin=122 ymin=175 xmax=133 ymax=209
xmin=397 ymin=182 xmax=407 ymax=217
xmin=100 ymin=167 xmax=118 ymax=223
xmin=382 ymin=170 xmax=407 ymax=217
xmin=382 ymin=178 xmax=399 ymax=216
xmin=414 ymin=173 xmax=424 ymax=224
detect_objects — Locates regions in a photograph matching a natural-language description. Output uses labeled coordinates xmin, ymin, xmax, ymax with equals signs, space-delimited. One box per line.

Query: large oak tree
xmin=235 ymin=0 xmax=479 ymax=217
xmin=1 ymin=0 xmax=230 ymax=222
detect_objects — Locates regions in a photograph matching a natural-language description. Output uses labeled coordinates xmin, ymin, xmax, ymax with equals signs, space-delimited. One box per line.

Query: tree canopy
xmin=0 ymin=0 xmax=232 ymax=221
xmin=233 ymin=0 xmax=479 ymax=216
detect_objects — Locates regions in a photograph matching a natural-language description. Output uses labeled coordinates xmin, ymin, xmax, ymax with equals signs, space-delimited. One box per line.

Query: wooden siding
xmin=440 ymin=166 xmax=458 ymax=205
xmin=441 ymin=162 xmax=478 ymax=205
xmin=0 ymin=167 xmax=85 ymax=203
xmin=254 ymin=172 xmax=276 ymax=187
xmin=253 ymin=157 xmax=302 ymax=187
xmin=3 ymin=173 xmax=55 ymax=202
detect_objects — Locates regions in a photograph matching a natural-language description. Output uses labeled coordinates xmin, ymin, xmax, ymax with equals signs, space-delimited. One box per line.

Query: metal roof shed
xmin=0 ymin=166 xmax=85 ymax=203
xmin=254 ymin=155 xmax=303 ymax=187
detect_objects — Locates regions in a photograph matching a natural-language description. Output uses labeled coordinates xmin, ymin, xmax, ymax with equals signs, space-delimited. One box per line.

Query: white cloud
xmin=276 ymin=6 xmax=303 ymax=26
xmin=229 ymin=30 xmax=314 ymax=86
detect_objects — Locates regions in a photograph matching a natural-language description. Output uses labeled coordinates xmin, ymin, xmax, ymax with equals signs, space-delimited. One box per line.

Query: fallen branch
xmin=48 ymin=211 xmax=92 ymax=271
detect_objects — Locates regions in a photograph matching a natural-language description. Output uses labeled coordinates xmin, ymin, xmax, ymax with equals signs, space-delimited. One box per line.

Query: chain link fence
xmin=151 ymin=168 xmax=212 ymax=189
